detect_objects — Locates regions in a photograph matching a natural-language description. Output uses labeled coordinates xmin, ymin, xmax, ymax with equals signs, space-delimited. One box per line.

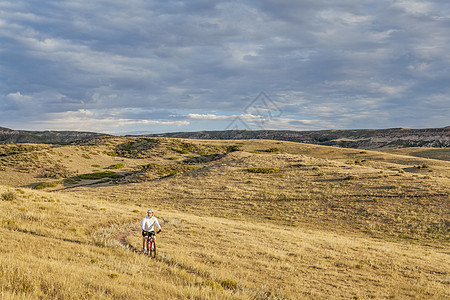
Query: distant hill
xmin=0 ymin=127 xmax=108 ymax=144
xmin=149 ymin=127 xmax=450 ymax=149
xmin=2 ymin=126 xmax=449 ymax=149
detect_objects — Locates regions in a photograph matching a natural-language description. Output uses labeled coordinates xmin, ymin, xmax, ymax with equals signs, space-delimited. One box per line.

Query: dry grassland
xmin=0 ymin=137 xmax=449 ymax=299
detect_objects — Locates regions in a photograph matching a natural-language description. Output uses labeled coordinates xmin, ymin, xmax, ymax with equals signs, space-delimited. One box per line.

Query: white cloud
xmin=35 ymin=109 xmax=189 ymax=132
xmin=368 ymin=82 xmax=410 ymax=97
xmin=7 ymin=91 xmax=30 ymax=100
xmin=188 ymin=113 xmax=232 ymax=120
xmin=392 ymin=0 xmax=434 ymax=15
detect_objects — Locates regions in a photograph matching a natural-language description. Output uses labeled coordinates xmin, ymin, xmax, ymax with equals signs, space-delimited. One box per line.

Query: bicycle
xmin=144 ymin=231 xmax=157 ymax=258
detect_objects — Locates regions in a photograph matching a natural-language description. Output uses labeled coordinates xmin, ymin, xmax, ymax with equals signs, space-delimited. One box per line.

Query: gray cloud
xmin=0 ymin=0 xmax=449 ymax=133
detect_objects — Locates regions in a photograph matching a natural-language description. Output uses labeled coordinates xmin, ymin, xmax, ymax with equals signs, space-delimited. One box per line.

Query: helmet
xmin=147 ymin=209 xmax=154 ymax=213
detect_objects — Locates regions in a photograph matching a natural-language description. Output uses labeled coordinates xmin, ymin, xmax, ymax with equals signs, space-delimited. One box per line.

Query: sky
xmin=0 ymin=0 xmax=449 ymax=134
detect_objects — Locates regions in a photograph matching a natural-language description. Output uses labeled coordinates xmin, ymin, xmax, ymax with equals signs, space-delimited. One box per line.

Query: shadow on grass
xmin=15 ymin=228 xmax=84 ymax=244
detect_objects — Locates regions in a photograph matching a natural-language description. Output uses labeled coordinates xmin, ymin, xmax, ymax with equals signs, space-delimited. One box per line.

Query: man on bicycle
xmin=142 ymin=209 xmax=161 ymax=253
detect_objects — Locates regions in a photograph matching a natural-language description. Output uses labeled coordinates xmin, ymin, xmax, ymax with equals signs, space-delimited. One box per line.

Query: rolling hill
xmin=0 ymin=136 xmax=449 ymax=299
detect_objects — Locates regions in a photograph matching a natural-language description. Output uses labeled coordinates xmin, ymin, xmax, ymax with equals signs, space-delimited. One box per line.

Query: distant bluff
xmin=0 ymin=127 xmax=107 ymax=144
xmin=2 ymin=126 xmax=449 ymax=149
xmin=149 ymin=127 xmax=450 ymax=149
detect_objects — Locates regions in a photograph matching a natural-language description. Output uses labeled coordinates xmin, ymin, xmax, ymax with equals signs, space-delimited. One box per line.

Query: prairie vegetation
xmin=0 ymin=137 xmax=449 ymax=299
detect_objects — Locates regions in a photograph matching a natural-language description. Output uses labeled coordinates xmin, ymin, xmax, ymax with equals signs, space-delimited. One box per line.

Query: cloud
xmin=6 ymin=91 xmax=31 ymax=102
xmin=188 ymin=113 xmax=232 ymax=120
xmin=34 ymin=109 xmax=190 ymax=133
xmin=0 ymin=0 xmax=449 ymax=133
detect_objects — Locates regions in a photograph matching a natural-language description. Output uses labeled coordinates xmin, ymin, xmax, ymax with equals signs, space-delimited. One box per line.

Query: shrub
xmin=121 ymin=141 xmax=135 ymax=151
xmin=15 ymin=188 xmax=26 ymax=194
xmin=204 ymin=280 xmax=223 ymax=290
xmin=109 ymin=163 xmax=125 ymax=169
xmin=33 ymin=181 xmax=61 ymax=190
xmin=171 ymin=147 xmax=189 ymax=154
xmin=344 ymin=175 xmax=359 ymax=180
xmin=41 ymin=163 xmax=75 ymax=179
xmin=221 ymin=279 xmax=238 ymax=290
xmin=1 ymin=191 xmax=16 ymax=201
xmin=72 ymin=171 xmax=123 ymax=180
xmin=91 ymin=164 xmax=101 ymax=168
xmin=141 ymin=163 xmax=160 ymax=170
xmin=265 ymin=147 xmax=280 ymax=153
xmin=227 ymin=145 xmax=240 ymax=152
xmin=64 ymin=178 xmax=78 ymax=185
xmin=2 ymin=219 xmax=16 ymax=228
xmin=160 ymin=170 xmax=179 ymax=178
xmin=103 ymin=151 xmax=118 ymax=157
xmin=247 ymin=167 xmax=279 ymax=174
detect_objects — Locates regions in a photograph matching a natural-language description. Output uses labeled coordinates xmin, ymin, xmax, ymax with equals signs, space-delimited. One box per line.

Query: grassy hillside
xmin=0 ymin=137 xmax=449 ymax=299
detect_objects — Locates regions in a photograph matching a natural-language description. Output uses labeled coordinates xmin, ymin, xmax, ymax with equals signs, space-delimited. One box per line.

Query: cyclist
xmin=142 ymin=209 xmax=161 ymax=253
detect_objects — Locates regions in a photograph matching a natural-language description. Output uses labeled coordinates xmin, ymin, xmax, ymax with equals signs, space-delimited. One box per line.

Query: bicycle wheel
xmin=149 ymin=239 xmax=156 ymax=258
xmin=145 ymin=237 xmax=152 ymax=256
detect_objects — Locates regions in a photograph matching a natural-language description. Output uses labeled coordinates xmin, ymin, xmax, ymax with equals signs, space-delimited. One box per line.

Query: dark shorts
xmin=142 ymin=230 xmax=155 ymax=238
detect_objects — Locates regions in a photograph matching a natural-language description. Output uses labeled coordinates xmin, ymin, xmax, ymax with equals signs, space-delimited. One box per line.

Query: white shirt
xmin=141 ymin=216 xmax=161 ymax=232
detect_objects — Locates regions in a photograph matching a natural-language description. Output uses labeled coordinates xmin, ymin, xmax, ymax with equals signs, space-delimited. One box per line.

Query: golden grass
xmin=1 ymin=185 xmax=448 ymax=299
xmin=0 ymin=137 xmax=449 ymax=299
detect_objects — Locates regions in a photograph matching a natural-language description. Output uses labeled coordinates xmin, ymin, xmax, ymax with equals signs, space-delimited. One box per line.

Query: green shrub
xmin=103 ymin=151 xmax=118 ymax=157
xmin=15 ymin=188 xmax=26 ymax=194
xmin=160 ymin=170 xmax=180 ymax=178
xmin=221 ymin=279 xmax=238 ymax=290
xmin=265 ymin=147 xmax=280 ymax=152
xmin=171 ymin=147 xmax=189 ymax=154
xmin=121 ymin=141 xmax=135 ymax=151
xmin=204 ymin=280 xmax=223 ymax=290
xmin=109 ymin=163 xmax=125 ymax=169
xmin=247 ymin=167 xmax=279 ymax=174
xmin=91 ymin=164 xmax=101 ymax=168
xmin=64 ymin=178 xmax=79 ymax=185
xmin=33 ymin=181 xmax=61 ymax=190
xmin=72 ymin=171 xmax=123 ymax=180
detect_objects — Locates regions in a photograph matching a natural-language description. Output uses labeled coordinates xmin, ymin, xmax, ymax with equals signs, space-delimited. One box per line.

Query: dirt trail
xmin=115 ymin=231 xmax=139 ymax=253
